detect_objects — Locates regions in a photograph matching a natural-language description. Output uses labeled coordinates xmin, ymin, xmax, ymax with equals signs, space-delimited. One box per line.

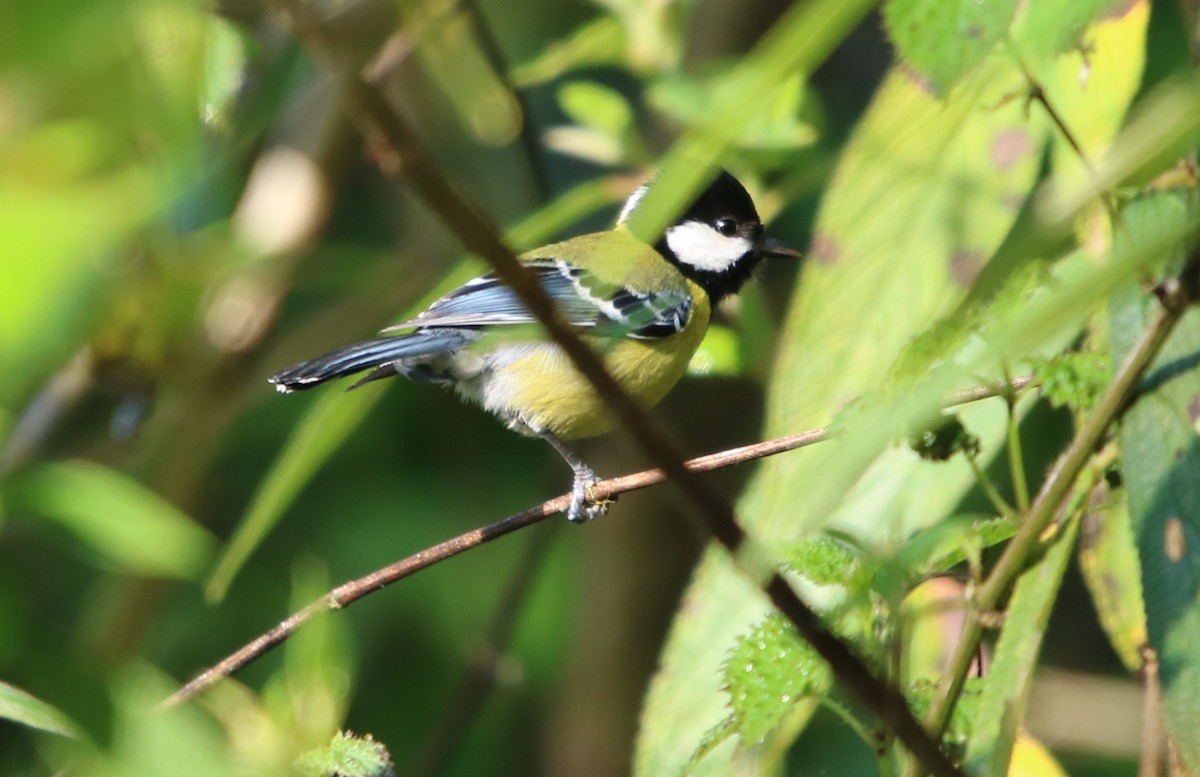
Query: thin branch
xmin=160 ymin=378 xmax=1031 ymax=711
xmin=1001 ymin=364 xmax=1031 ymax=513
xmin=1139 ymin=645 xmax=1165 ymax=777
xmin=1007 ymin=46 xmax=1120 ymax=226
xmin=159 ymin=428 xmax=827 ymax=712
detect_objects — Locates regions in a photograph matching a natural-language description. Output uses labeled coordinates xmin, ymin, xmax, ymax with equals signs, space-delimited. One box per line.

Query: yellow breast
xmin=479 ymin=284 xmax=711 ymax=439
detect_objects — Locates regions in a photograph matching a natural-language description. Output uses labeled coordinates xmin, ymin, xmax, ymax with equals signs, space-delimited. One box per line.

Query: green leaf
xmin=1010 ymin=0 xmax=1124 ymax=66
xmin=754 ymin=52 xmax=1066 ymax=544
xmin=1111 ymin=190 xmax=1200 ymax=771
xmin=296 ymin=731 xmax=394 ymax=777
xmin=1036 ymin=2 xmax=1152 ymax=192
xmin=7 ymin=460 xmax=213 ymax=579
xmin=648 ymin=71 xmax=816 ymax=151
xmin=200 ymin=16 xmax=252 ymax=132
xmin=907 ymin=677 xmax=985 ymax=759
xmin=510 ymin=16 xmax=626 ymax=87
xmin=263 ymin=560 xmax=353 ymax=751
xmin=687 ymin=324 xmax=743 ymax=377
xmin=722 ymin=614 xmax=832 ymax=746
xmin=0 ymin=152 xmax=155 ymax=407
xmin=636 ymin=547 xmax=770 ymax=777
xmin=557 ymin=81 xmax=633 ymax=139
xmin=591 ymin=0 xmax=683 ymax=72
xmin=132 ymin=3 xmax=249 ymax=138
xmin=547 ymin=82 xmax=637 ymax=165
xmin=68 ymin=665 xmax=241 ymax=777
xmin=964 ymin=515 xmax=1081 ymax=774
xmin=893 ymin=514 xmax=1015 ymax=583
xmin=0 ymin=679 xmax=77 ymax=738
xmin=883 ymin=0 xmax=1019 ymax=95
xmin=780 ymin=535 xmax=870 ymax=591
xmin=1032 ymin=351 xmax=1111 ymax=413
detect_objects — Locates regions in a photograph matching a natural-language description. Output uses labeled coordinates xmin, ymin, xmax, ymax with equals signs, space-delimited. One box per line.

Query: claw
xmin=566 ymin=467 xmax=609 ymax=523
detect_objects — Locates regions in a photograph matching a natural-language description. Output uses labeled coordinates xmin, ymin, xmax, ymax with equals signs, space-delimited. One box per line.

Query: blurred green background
xmin=1 ymin=0 xmax=1196 ymax=775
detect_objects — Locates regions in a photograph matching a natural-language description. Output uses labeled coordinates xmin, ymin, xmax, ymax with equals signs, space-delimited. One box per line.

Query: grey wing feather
xmin=384 ymin=261 xmax=597 ymax=330
xmin=384 ymin=259 xmax=691 ymax=339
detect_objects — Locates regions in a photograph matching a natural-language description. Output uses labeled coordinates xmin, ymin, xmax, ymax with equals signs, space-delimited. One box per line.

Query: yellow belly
xmin=481 ymin=307 xmax=710 ymax=440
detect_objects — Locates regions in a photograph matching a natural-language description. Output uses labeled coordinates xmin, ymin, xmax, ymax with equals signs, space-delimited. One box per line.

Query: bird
xmin=268 ymin=170 xmax=799 ymax=522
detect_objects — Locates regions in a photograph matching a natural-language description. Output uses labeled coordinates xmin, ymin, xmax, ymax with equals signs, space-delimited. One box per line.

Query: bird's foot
xmin=535 ymin=428 xmax=611 ymax=522
xmin=566 ymin=466 xmax=610 ymax=523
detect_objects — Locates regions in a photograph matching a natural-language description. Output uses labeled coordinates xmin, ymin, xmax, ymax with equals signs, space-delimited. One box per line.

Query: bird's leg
xmin=537 ymin=430 xmax=609 ymax=522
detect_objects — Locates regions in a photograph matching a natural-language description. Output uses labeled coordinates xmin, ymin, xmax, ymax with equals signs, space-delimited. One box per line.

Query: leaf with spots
xmin=883 ymin=0 xmax=1020 ymax=95
xmin=1079 ymin=489 xmax=1148 ymax=673
xmin=1109 ymin=189 xmax=1200 ymax=771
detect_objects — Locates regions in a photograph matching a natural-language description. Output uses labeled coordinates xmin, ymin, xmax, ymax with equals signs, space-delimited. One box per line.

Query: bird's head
xmin=620 ymin=170 xmax=800 ymax=301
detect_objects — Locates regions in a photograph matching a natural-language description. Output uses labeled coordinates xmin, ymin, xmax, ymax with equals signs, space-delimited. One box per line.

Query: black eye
xmin=715 ymin=217 xmax=738 ymax=236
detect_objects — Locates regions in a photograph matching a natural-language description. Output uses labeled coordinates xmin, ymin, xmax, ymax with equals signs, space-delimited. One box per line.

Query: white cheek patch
xmin=665 ymin=220 xmax=753 ymax=273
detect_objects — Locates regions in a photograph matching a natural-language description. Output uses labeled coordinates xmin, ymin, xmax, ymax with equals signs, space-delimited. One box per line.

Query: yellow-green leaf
xmin=557 ymin=81 xmax=632 ymax=139
xmin=0 ymin=680 xmax=77 ymax=738
xmin=7 ymin=460 xmax=213 ymax=579
xmin=1079 ymin=494 xmax=1148 ymax=673
xmin=883 ymin=0 xmax=1019 ymax=95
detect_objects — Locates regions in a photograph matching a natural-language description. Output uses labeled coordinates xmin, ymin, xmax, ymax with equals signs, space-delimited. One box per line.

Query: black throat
xmin=653 ymin=238 xmax=765 ymax=303
xmin=650 ymin=170 xmax=767 ymax=302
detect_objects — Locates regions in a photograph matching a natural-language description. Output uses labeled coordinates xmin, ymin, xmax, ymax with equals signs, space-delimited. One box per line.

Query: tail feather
xmin=268 ymin=330 xmax=469 ymax=392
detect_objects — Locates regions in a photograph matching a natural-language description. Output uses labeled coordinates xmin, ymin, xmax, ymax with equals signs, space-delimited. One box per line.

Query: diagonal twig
xmin=159 ymin=428 xmax=828 ymax=712
xmin=160 ymin=378 xmax=1031 ymax=711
